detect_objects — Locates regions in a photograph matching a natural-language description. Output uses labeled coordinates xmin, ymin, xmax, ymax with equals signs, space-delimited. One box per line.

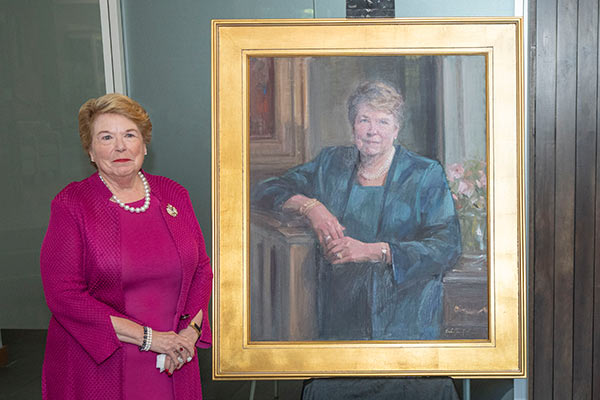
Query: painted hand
xmin=325 ymin=236 xmax=374 ymax=264
xmin=305 ymin=203 xmax=345 ymax=247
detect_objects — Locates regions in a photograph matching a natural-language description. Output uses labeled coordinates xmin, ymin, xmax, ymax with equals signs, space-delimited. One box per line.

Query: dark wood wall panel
xmin=573 ymin=1 xmax=598 ymax=398
xmin=530 ymin=0 xmax=600 ymax=398
xmin=532 ymin=0 xmax=557 ymax=398
xmin=553 ymin=0 xmax=576 ymax=395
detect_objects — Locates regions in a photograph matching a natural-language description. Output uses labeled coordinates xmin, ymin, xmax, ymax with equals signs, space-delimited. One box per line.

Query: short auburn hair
xmin=78 ymin=93 xmax=152 ymax=156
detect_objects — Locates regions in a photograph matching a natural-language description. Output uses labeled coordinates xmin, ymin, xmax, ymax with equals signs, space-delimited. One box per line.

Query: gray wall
xmin=394 ymin=0 xmax=513 ymax=17
xmin=0 ymin=0 xmax=105 ymax=329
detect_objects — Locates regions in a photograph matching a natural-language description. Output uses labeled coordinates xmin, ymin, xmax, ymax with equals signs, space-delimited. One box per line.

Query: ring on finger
xmin=177 ymin=356 xmax=184 ymax=363
xmin=336 ymin=252 xmax=342 ymax=259
xmin=325 ymin=234 xmax=332 ymax=242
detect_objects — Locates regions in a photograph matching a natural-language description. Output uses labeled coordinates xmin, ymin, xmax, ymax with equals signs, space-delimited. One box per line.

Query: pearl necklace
xmin=99 ymin=171 xmax=151 ymax=213
xmin=358 ymin=148 xmax=395 ymax=181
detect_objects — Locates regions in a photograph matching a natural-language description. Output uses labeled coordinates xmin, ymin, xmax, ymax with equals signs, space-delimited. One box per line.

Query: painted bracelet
xmin=299 ymin=198 xmax=320 ymax=215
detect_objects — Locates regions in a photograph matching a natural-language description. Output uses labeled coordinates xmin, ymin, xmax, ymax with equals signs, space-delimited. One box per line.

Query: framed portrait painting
xmin=211 ymin=18 xmax=526 ymax=378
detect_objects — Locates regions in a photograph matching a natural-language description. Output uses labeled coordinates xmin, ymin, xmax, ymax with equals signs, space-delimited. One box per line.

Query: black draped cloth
xmin=302 ymin=378 xmax=460 ymax=400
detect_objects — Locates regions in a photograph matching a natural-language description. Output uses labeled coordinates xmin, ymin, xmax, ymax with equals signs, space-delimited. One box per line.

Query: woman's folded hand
xmin=325 ymin=237 xmax=381 ymax=264
xmin=150 ymin=330 xmax=196 ymax=374
xmin=282 ymin=195 xmax=345 ymax=246
xmin=305 ymin=203 xmax=345 ymax=247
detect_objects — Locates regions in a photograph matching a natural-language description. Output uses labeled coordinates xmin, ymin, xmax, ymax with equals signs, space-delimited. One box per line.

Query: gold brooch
xmin=166 ymin=204 xmax=178 ymax=217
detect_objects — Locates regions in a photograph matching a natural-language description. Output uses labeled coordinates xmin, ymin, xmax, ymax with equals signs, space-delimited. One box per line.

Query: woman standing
xmin=41 ymin=94 xmax=212 ymax=399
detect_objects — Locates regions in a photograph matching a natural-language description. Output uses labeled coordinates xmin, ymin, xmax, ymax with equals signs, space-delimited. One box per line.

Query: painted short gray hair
xmin=347 ymin=81 xmax=405 ymax=128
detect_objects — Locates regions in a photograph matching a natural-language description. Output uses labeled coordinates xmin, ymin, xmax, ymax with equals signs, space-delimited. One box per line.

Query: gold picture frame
xmin=211 ymin=18 xmax=526 ymax=379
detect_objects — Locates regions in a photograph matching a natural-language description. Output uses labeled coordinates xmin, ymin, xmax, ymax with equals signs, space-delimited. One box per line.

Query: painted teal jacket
xmin=251 ymin=145 xmax=461 ymax=339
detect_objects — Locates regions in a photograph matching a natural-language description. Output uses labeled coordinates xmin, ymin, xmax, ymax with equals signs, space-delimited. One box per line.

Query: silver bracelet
xmin=139 ymin=326 xmax=153 ymax=352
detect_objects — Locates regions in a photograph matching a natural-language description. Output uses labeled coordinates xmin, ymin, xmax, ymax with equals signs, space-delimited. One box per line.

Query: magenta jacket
xmin=40 ymin=171 xmax=212 ymax=400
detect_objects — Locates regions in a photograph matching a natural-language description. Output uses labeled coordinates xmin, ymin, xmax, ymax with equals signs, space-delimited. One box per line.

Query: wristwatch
xmin=381 ymin=247 xmax=388 ymax=263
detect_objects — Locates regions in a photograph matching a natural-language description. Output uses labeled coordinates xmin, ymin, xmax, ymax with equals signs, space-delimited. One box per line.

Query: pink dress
xmin=42 ymin=172 xmax=212 ymax=400
xmin=120 ymin=194 xmax=182 ymax=400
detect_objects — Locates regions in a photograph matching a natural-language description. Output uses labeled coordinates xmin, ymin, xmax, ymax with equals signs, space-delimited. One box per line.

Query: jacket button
xmin=180 ymin=314 xmax=190 ymax=320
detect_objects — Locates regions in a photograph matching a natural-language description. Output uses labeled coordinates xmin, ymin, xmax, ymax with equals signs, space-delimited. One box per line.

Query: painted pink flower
xmin=447 ymin=163 xmax=464 ymax=182
xmin=458 ymin=180 xmax=475 ymax=197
